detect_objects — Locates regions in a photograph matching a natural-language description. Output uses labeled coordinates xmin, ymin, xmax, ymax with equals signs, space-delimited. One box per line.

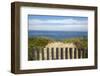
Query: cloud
xmin=29 ymin=18 xmax=88 ymax=25
xmin=29 ymin=24 xmax=87 ymax=31
xmin=28 ymin=17 xmax=88 ymax=31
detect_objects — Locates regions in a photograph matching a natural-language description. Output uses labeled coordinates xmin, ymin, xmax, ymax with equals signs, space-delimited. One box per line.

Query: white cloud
xmin=29 ymin=24 xmax=87 ymax=31
xmin=29 ymin=18 xmax=88 ymax=25
xmin=28 ymin=18 xmax=88 ymax=31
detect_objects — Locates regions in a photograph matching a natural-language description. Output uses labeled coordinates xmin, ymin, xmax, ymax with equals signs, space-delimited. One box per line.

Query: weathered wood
xmin=32 ymin=47 xmax=87 ymax=60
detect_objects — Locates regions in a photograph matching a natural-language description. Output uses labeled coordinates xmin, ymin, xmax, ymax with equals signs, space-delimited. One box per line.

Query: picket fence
xmin=31 ymin=47 xmax=88 ymax=60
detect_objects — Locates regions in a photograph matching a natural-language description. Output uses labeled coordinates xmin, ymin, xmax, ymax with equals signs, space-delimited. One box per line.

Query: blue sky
xmin=28 ymin=15 xmax=88 ymax=31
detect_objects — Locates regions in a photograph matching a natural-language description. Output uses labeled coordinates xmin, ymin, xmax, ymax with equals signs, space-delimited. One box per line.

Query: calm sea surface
xmin=28 ymin=30 xmax=88 ymax=40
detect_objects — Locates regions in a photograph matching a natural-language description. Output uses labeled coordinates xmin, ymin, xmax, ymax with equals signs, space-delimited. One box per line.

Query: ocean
xmin=28 ymin=30 xmax=88 ymax=40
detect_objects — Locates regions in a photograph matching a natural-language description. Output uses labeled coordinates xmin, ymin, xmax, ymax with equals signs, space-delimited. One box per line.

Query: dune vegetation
xmin=28 ymin=37 xmax=54 ymax=60
xmin=28 ymin=36 xmax=88 ymax=60
xmin=63 ymin=37 xmax=88 ymax=49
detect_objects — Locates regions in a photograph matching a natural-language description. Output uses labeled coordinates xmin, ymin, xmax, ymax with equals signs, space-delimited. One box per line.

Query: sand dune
xmin=45 ymin=41 xmax=76 ymax=48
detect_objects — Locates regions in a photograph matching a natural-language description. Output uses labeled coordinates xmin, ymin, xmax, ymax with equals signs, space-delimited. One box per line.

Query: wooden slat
xmin=44 ymin=48 xmax=47 ymax=60
xmin=76 ymin=48 xmax=78 ymax=59
xmin=39 ymin=48 xmax=42 ymax=60
xmin=63 ymin=48 xmax=66 ymax=59
xmin=72 ymin=48 xmax=74 ymax=59
xmin=54 ymin=48 xmax=56 ymax=60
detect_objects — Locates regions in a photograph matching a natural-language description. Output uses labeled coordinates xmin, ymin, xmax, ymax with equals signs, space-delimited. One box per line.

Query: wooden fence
xmin=31 ymin=47 xmax=88 ymax=60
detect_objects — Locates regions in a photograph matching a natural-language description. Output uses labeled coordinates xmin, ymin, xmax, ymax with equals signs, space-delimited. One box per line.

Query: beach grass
xmin=28 ymin=36 xmax=88 ymax=60
xmin=28 ymin=37 xmax=54 ymax=60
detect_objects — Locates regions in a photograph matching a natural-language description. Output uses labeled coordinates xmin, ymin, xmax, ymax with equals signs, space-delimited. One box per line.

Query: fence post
xmin=39 ymin=47 xmax=42 ymax=60
xmin=58 ymin=48 xmax=60 ymax=59
xmin=49 ymin=47 xmax=52 ymax=60
xmin=44 ymin=48 xmax=47 ymax=60
xmin=76 ymin=48 xmax=78 ymax=59
xmin=80 ymin=48 xmax=83 ymax=58
xmin=63 ymin=48 xmax=66 ymax=59
xmin=72 ymin=48 xmax=74 ymax=59
xmin=33 ymin=47 xmax=39 ymax=60
xmin=67 ymin=48 xmax=70 ymax=59
xmin=54 ymin=47 xmax=56 ymax=60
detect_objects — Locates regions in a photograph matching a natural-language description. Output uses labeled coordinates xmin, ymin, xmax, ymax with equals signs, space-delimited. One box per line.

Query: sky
xmin=28 ymin=15 xmax=88 ymax=31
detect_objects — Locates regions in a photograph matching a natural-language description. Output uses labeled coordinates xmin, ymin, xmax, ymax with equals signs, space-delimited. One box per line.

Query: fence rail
xmin=30 ymin=47 xmax=88 ymax=60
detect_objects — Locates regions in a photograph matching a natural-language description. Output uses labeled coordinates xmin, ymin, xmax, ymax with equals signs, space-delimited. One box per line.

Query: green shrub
xmin=63 ymin=37 xmax=88 ymax=48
